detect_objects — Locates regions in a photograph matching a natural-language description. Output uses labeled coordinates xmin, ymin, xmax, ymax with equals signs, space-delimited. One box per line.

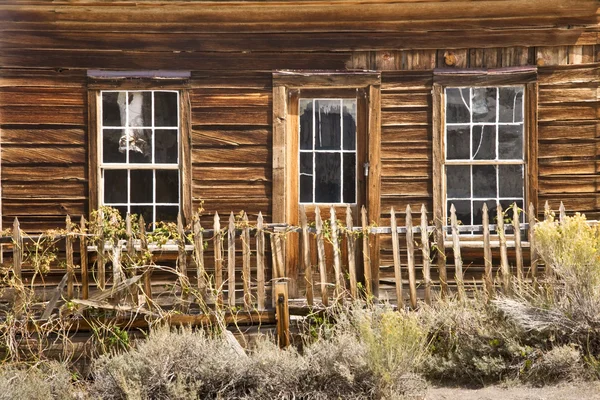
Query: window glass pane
xmin=156 ymin=206 xmax=178 ymax=223
xmin=104 ymin=170 xmax=127 ymax=204
xmin=102 ymin=92 xmax=122 ymax=126
xmin=156 ymin=170 xmax=179 ymax=203
xmin=114 ymin=206 xmax=128 ymax=220
xmin=127 ymin=129 xmax=152 ymax=163
xmin=343 ymin=99 xmax=356 ymax=150
xmin=499 ymin=87 xmax=524 ymax=123
xmin=154 ymin=91 xmax=178 ymax=127
xmin=472 ymin=87 xmax=497 ymax=123
xmin=499 ymin=165 xmax=523 ymax=198
xmin=446 ymin=88 xmax=470 ymax=123
xmin=447 ymin=200 xmax=471 ymax=225
xmin=103 ymin=129 xmax=125 ymax=163
xmin=500 ymin=200 xmax=524 ymax=224
xmin=472 ymin=125 xmax=496 ymax=160
xmin=299 ymin=99 xmax=313 ymax=150
xmin=343 ymin=153 xmax=356 ymax=203
xmin=498 ymin=124 xmax=523 ymax=160
xmin=300 ymin=153 xmax=313 ymax=203
xmin=446 ymin=125 xmax=470 ymax=160
xmin=473 ymin=165 xmax=497 ymax=198
xmin=131 ymin=205 xmax=153 ymax=226
xmin=126 ymin=92 xmax=152 ymax=127
xmin=315 ymin=100 xmax=341 ymax=150
xmin=130 ymin=170 xmax=153 ymax=203
xmin=473 ymin=200 xmax=497 ymax=226
xmin=446 ymin=165 xmax=470 ymax=198
xmin=315 ymin=153 xmax=341 ymax=202
xmin=155 ymin=129 xmax=178 ymax=163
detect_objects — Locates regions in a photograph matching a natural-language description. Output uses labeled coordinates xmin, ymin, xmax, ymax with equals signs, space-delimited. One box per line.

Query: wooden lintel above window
xmin=273 ymin=70 xmax=381 ymax=89
xmin=434 ymin=66 xmax=538 ymax=86
xmin=87 ymin=70 xmax=192 ymax=90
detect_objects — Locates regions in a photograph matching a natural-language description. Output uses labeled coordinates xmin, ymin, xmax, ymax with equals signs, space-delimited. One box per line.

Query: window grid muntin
xmin=444 ymin=86 xmax=525 ymax=228
xmin=100 ymin=90 xmax=180 ymax=226
xmin=298 ymin=98 xmax=357 ymax=205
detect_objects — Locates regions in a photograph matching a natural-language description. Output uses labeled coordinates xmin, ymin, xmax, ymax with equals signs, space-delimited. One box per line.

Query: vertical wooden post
xmin=330 ymin=207 xmax=343 ymax=298
xmin=214 ymin=212 xmax=223 ymax=307
xmin=139 ymin=216 xmax=152 ymax=305
xmin=300 ymin=206 xmax=314 ymax=306
xmin=110 ymin=213 xmax=123 ymax=287
xmin=125 ymin=213 xmax=139 ymax=305
xmin=390 ymin=207 xmax=403 ymax=307
xmin=274 ymin=230 xmax=285 ymax=279
xmin=242 ymin=212 xmax=251 ymax=310
xmin=80 ymin=216 xmax=89 ymax=300
xmin=559 ymin=201 xmax=566 ymax=223
xmin=528 ymin=203 xmax=538 ymax=279
xmin=256 ymin=212 xmax=266 ymax=310
xmin=482 ymin=204 xmax=493 ymax=298
xmin=315 ymin=207 xmax=328 ymax=306
xmin=12 ymin=217 xmax=23 ymax=316
xmin=345 ymin=205 xmax=357 ymax=299
xmin=420 ymin=205 xmax=431 ymax=305
xmin=497 ymin=204 xmax=511 ymax=293
xmin=96 ymin=210 xmax=106 ymax=291
xmin=227 ymin=212 xmax=236 ymax=308
xmin=361 ymin=206 xmax=372 ymax=298
xmin=434 ymin=211 xmax=447 ymax=299
xmin=274 ymin=282 xmax=290 ymax=348
xmin=65 ymin=215 xmax=74 ymax=299
xmin=544 ymin=201 xmax=551 ymax=221
xmin=450 ymin=205 xmax=464 ymax=299
xmin=405 ymin=205 xmax=417 ymax=309
xmin=177 ymin=213 xmax=188 ymax=284
xmin=193 ymin=215 xmax=206 ymax=299
xmin=512 ymin=203 xmax=523 ymax=282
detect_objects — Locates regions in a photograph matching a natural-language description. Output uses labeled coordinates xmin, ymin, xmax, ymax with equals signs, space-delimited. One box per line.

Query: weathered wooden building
xmin=0 ymin=0 xmax=599 ymax=301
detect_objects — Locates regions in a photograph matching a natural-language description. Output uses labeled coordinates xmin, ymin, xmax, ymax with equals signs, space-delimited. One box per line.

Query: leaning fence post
xmin=497 ymin=204 xmax=511 ymax=293
xmin=66 ymin=215 xmax=74 ymax=299
xmin=80 ymin=216 xmax=89 ymax=300
xmin=434 ymin=212 xmax=447 ymax=299
xmin=361 ymin=206 xmax=373 ymax=299
xmin=177 ymin=213 xmax=188 ymax=287
xmin=300 ymin=206 xmax=314 ymax=306
xmin=227 ymin=212 xmax=236 ymax=308
xmin=256 ymin=212 xmax=266 ymax=310
xmin=450 ymin=205 xmax=464 ymax=300
xmin=482 ymin=204 xmax=494 ymax=298
xmin=345 ymin=205 xmax=357 ymax=299
xmin=242 ymin=212 xmax=252 ymax=310
xmin=559 ymin=201 xmax=566 ymax=224
xmin=274 ymin=281 xmax=290 ymax=348
xmin=406 ymin=205 xmax=417 ymax=309
xmin=13 ymin=217 xmax=24 ymax=316
xmin=512 ymin=203 xmax=523 ymax=283
xmin=330 ymin=207 xmax=344 ymax=298
xmin=528 ymin=203 xmax=538 ymax=280
xmin=96 ymin=209 xmax=106 ymax=291
xmin=315 ymin=206 xmax=328 ymax=306
xmin=420 ymin=205 xmax=431 ymax=305
xmin=193 ymin=215 xmax=206 ymax=301
xmin=139 ymin=215 xmax=153 ymax=306
xmin=390 ymin=207 xmax=403 ymax=307
xmin=214 ymin=212 xmax=223 ymax=307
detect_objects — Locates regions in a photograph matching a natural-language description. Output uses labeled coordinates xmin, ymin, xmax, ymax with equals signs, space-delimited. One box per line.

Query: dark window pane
xmin=447 ymin=200 xmax=471 ymax=225
xmin=102 ymin=92 xmax=122 ymax=126
xmin=127 ymin=92 xmax=152 ymax=127
xmin=498 ymin=124 xmax=523 ymax=160
xmin=114 ymin=206 xmax=128 ymax=220
xmin=473 ymin=200 xmax=498 ymax=226
xmin=104 ymin=170 xmax=127 ymax=203
xmin=131 ymin=206 xmax=153 ymax=227
xmin=315 ymin=153 xmax=341 ymax=203
xmin=299 ymin=99 xmax=313 ymax=150
xmin=155 ymin=129 xmax=178 ymax=163
xmin=472 ymin=87 xmax=497 ymax=123
xmin=343 ymin=153 xmax=356 ymax=203
xmin=120 ymin=129 xmax=152 ymax=163
xmin=446 ymin=88 xmax=470 ymax=123
xmin=315 ymin=100 xmax=341 ymax=150
xmin=473 ymin=165 xmax=497 ymax=198
xmin=446 ymin=165 xmax=470 ymax=198
xmin=156 ymin=170 xmax=179 ymax=203
xmin=300 ymin=152 xmax=314 ymax=202
xmin=447 ymin=126 xmax=470 ymax=160
xmin=499 ymin=165 xmax=523 ymax=198
xmin=498 ymin=87 xmax=524 ymax=123
xmin=154 ymin=91 xmax=178 ymax=127
xmin=472 ymin=125 xmax=496 ymax=160
xmin=156 ymin=206 xmax=178 ymax=223
xmin=130 ymin=170 xmax=153 ymax=203
xmin=499 ymin=200 xmax=524 ymax=224
xmin=103 ymin=129 xmax=125 ymax=163
xmin=343 ymin=99 xmax=357 ymax=151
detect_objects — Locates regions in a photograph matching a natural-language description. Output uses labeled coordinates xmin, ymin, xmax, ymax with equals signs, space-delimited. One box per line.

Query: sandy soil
xmin=427 ymin=382 xmax=600 ymax=400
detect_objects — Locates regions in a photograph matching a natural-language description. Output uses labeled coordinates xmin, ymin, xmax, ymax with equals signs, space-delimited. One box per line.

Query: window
xmin=445 ymin=86 xmax=525 ymax=225
xmin=432 ymin=69 xmax=538 ymax=231
xmin=298 ymin=98 xmax=357 ymax=204
xmin=100 ymin=90 xmax=180 ymax=225
xmin=88 ymin=72 xmax=192 ymax=226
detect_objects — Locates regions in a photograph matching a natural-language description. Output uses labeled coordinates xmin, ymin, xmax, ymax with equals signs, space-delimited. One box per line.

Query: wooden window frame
xmin=88 ymin=77 xmax=192 ymax=225
xmin=272 ymin=71 xmax=382 ymax=226
xmin=432 ymin=67 xmax=538 ymax=236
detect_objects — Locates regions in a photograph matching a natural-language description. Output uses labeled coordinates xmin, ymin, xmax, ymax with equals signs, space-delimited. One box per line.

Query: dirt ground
xmin=427 ymin=382 xmax=600 ymax=400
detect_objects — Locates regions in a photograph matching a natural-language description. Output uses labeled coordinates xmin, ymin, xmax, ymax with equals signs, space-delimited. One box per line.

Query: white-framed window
xmin=444 ymin=86 xmax=525 ymax=226
xmin=298 ymin=98 xmax=357 ymax=204
xmin=99 ymin=90 xmax=180 ymax=225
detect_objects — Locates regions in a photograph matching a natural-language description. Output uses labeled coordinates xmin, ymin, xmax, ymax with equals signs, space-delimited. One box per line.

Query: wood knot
xmin=444 ymin=51 xmax=457 ymax=67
